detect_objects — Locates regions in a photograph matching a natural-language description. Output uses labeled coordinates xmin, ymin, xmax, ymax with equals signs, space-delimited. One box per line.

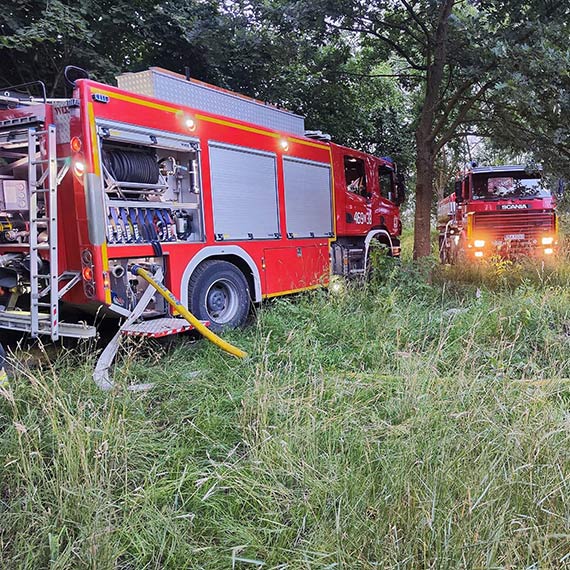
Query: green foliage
xmin=2 ymin=263 xmax=570 ymax=567
xmin=2 ymin=0 xmax=570 ymax=250
xmin=0 ymin=0 xmax=415 ymax=170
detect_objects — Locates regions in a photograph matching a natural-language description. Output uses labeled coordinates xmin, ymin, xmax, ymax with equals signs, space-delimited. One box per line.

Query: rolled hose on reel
xmin=103 ymin=149 xmax=160 ymax=184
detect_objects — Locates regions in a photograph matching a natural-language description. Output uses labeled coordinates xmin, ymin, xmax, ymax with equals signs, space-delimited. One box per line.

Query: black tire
xmin=188 ymin=260 xmax=250 ymax=332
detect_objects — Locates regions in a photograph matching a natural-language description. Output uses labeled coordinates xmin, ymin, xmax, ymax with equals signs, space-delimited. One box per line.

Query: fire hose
xmin=130 ymin=264 xmax=247 ymax=359
xmin=94 ymin=265 xmax=246 ymax=391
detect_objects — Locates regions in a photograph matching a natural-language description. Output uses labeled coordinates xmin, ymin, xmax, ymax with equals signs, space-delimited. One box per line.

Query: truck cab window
xmin=378 ymin=167 xmax=394 ymax=201
xmin=344 ymin=156 xmax=367 ymax=197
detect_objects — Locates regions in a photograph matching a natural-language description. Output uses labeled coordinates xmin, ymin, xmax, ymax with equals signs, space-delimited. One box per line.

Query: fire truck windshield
xmin=472 ymin=175 xmax=551 ymax=200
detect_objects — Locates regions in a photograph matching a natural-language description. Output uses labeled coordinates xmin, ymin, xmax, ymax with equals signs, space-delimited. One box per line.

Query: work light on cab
xmin=184 ymin=116 xmax=196 ymax=131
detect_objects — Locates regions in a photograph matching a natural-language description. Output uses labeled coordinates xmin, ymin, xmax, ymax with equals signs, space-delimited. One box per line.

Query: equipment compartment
xmin=97 ymin=121 xmax=204 ymax=244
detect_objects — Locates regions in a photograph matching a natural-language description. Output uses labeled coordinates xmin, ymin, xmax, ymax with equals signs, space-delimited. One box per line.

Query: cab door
xmin=373 ymin=164 xmax=400 ymax=236
xmin=343 ymin=154 xmax=372 ymax=235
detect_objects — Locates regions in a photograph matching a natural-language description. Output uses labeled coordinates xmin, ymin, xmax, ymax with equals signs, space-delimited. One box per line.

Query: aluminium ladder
xmin=28 ymin=125 xmax=59 ymax=339
xmin=24 ymin=125 xmax=85 ymax=340
xmin=0 ymin=123 xmax=92 ymax=339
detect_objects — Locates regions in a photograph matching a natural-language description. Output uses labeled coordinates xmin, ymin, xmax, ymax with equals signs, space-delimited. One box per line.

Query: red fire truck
xmin=437 ymin=164 xmax=557 ymax=262
xmin=0 ymin=67 xmax=404 ymax=348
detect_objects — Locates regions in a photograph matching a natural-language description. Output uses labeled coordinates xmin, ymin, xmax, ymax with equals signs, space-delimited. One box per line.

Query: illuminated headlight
xmin=474 ymin=251 xmax=484 ymax=258
xmin=453 ymin=235 xmax=460 ymax=245
xmin=474 ymin=239 xmax=485 ymax=248
xmin=542 ymin=237 xmax=554 ymax=245
xmin=544 ymin=248 xmax=554 ymax=255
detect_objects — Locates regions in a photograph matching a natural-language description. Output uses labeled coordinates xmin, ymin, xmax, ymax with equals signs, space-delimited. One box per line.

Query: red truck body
xmin=437 ymin=165 xmax=557 ymax=262
xmin=0 ymin=68 xmax=403 ymax=340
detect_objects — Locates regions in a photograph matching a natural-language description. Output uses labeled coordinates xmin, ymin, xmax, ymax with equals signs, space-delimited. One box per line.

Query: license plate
xmin=505 ymin=234 xmax=525 ymax=240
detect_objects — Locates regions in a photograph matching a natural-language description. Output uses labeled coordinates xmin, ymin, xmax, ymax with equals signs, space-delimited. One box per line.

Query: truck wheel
xmin=188 ymin=260 xmax=250 ymax=331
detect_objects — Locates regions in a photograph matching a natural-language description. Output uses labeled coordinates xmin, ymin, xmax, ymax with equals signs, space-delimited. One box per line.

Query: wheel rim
xmin=205 ymin=278 xmax=240 ymax=324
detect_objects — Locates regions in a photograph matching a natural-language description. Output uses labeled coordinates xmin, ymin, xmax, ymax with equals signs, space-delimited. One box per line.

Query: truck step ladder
xmin=347 ymin=247 xmax=366 ymax=276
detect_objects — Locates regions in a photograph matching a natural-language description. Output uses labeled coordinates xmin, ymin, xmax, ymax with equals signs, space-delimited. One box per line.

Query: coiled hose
xmin=103 ymin=150 xmax=159 ymax=184
xmin=130 ymin=265 xmax=247 ymax=359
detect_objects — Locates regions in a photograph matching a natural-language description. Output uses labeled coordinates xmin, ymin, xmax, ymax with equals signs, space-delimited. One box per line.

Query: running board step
xmin=0 ymin=310 xmax=96 ymax=338
xmin=120 ymin=317 xmax=210 ymax=338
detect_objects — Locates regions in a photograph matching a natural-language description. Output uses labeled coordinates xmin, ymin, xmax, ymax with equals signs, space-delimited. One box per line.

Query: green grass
xmin=1 ymin=258 xmax=570 ymax=568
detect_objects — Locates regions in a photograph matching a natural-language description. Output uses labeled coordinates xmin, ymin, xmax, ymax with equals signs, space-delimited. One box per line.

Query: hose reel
xmin=103 ymin=149 xmax=160 ymax=184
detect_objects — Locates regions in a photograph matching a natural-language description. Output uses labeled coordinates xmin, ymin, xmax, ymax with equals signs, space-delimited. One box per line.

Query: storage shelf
xmin=105 ymin=199 xmax=199 ymax=210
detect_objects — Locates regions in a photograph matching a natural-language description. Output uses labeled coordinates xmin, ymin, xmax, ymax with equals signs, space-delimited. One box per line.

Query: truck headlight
xmin=474 ymin=239 xmax=485 ymax=248
xmin=542 ymin=236 xmax=554 ymax=245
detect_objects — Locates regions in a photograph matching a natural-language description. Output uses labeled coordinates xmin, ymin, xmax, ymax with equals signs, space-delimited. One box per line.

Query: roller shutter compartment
xmin=209 ymin=143 xmax=280 ymax=240
xmin=283 ymin=157 xmax=333 ymax=239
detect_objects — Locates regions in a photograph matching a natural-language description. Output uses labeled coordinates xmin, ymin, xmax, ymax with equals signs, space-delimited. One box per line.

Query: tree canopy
xmin=1 ymin=0 xmax=569 ymax=256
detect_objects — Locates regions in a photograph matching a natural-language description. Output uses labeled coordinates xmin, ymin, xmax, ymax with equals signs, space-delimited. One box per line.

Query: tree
xmin=0 ymin=0 xmax=413 ymax=171
xmin=265 ymin=0 xmax=569 ymax=258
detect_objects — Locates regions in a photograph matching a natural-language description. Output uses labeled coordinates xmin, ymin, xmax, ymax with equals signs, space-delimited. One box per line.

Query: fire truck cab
xmin=0 ymin=67 xmax=404 ymax=345
xmin=438 ymin=164 xmax=557 ymax=262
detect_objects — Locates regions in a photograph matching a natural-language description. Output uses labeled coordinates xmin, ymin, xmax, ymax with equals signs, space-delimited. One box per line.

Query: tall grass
xmin=1 ymin=259 xmax=570 ymax=568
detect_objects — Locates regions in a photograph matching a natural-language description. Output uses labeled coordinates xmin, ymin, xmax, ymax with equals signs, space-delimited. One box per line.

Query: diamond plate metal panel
xmin=117 ymin=70 xmax=155 ymax=98
xmin=121 ymin=317 xmax=206 ymax=338
xmin=117 ymin=68 xmax=305 ymax=135
xmin=283 ymin=157 xmax=333 ymax=238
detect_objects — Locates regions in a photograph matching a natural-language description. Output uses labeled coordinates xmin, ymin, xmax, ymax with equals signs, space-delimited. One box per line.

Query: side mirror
xmin=455 ymin=180 xmax=463 ymax=203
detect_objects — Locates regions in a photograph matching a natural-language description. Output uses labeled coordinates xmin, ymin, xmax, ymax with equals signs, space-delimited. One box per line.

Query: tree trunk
xmin=413 ymin=140 xmax=434 ymax=259
xmin=411 ymin=0 xmax=454 ymax=259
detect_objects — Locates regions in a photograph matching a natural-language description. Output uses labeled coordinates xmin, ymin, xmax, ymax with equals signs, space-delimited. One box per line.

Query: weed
xmin=1 ymin=258 xmax=570 ymax=568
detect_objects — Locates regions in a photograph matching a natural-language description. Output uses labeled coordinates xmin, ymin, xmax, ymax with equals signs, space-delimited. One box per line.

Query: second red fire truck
xmin=0 ymin=66 xmax=404 ymax=346
xmin=437 ymin=164 xmax=558 ymax=262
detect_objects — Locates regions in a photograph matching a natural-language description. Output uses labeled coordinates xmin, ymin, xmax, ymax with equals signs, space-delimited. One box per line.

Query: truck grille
xmin=472 ymin=211 xmax=555 ymax=246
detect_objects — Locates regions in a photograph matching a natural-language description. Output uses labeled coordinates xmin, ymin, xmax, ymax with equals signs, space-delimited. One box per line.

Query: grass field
xmin=1 ymin=249 xmax=570 ymax=568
